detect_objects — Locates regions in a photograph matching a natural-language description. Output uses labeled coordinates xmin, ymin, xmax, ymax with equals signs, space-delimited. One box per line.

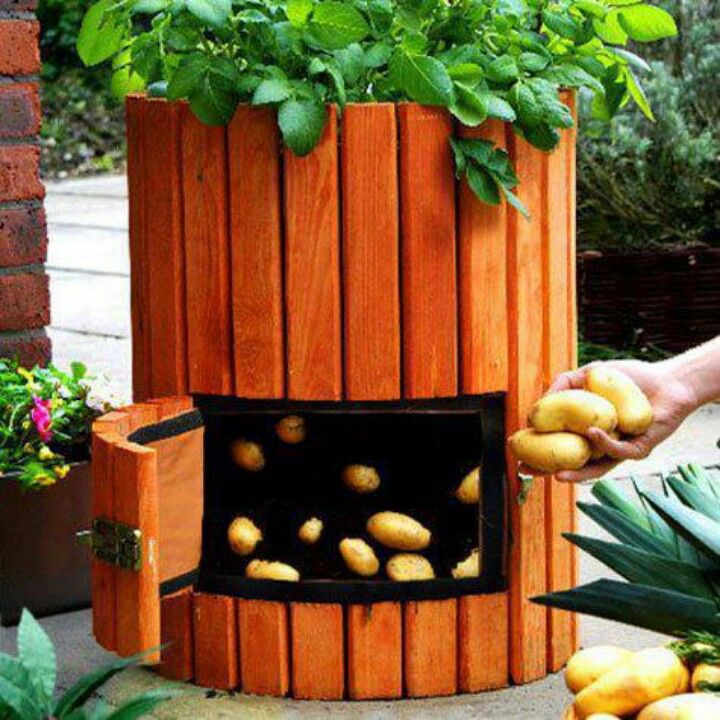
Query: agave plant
xmin=0 ymin=610 xmax=178 ymax=720
xmin=534 ymin=463 xmax=720 ymax=637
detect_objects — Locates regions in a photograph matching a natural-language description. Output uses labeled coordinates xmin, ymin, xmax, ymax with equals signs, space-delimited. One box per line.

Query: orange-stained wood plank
xmin=403 ymin=599 xmax=457 ymax=698
xmin=113 ymin=440 xmax=160 ymax=661
xmin=92 ymin=411 xmax=130 ymax=438
xmin=290 ymin=603 xmax=344 ymax=700
xmin=545 ymin=92 xmax=579 ymax=671
xmin=398 ymin=104 xmax=458 ymax=398
xmin=119 ymin=403 xmax=160 ymax=434
xmin=126 ymin=96 xmax=152 ymax=402
xmin=158 ymin=588 xmax=194 ymax=681
xmin=237 ymin=600 xmax=289 ymax=696
xmin=284 ymin=106 xmax=342 ymax=400
xmin=341 ymin=104 xmax=401 ymax=401
xmin=228 ymin=106 xmax=285 ymax=399
xmin=193 ymin=593 xmax=239 ymax=690
xmin=347 ymin=602 xmax=402 ymax=699
xmin=458 ymin=593 xmax=509 ymax=692
xmin=146 ymin=396 xmax=194 ymax=421
xmin=139 ymin=99 xmax=188 ymax=398
xmin=506 ymin=132 xmax=548 ymax=684
xmin=181 ymin=108 xmax=233 ymax=395
xmin=458 ymin=119 xmax=509 ymax=394
xmin=90 ymin=431 xmax=120 ymax=651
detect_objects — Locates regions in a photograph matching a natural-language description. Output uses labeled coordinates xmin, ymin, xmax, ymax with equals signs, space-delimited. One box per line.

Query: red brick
xmin=0 ymin=145 xmax=43 ymax=201
xmin=0 ymin=83 xmax=40 ymax=138
xmin=0 ymin=20 xmax=40 ymax=76
xmin=0 ymin=1 xmax=38 ymax=9
xmin=0 ymin=206 xmax=46 ymax=267
xmin=0 ymin=271 xmax=49 ymax=330
xmin=0 ymin=330 xmax=50 ymax=366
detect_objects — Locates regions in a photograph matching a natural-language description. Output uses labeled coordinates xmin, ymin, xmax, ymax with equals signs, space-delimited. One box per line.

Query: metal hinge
xmin=77 ymin=517 xmax=143 ymax=571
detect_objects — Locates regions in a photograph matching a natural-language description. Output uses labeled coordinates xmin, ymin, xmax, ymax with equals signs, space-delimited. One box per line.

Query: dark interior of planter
xmin=194 ymin=394 xmax=507 ymax=603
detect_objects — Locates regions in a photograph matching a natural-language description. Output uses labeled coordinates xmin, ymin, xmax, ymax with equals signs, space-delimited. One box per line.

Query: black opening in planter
xmin=188 ymin=394 xmax=506 ymax=604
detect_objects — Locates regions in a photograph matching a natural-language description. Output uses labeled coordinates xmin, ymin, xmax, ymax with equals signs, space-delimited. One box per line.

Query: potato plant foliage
xmin=78 ymin=0 xmax=676 ymax=213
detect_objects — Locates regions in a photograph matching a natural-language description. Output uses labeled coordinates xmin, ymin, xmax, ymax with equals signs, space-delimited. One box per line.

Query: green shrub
xmin=577 ymin=2 xmax=720 ymax=251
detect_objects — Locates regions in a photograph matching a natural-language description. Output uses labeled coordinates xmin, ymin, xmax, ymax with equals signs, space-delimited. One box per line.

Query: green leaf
xmin=278 ymin=99 xmax=327 ymax=156
xmin=592 ymin=11 xmax=628 ymax=45
xmin=450 ymin=137 xmax=494 ymax=166
xmin=110 ymin=50 xmax=146 ymax=100
xmin=286 ymin=0 xmax=313 ymax=27
xmin=543 ymin=64 xmax=604 ymax=94
xmin=133 ymin=0 xmax=168 ymax=12
xmin=334 ymin=43 xmax=365 ymax=83
xmin=591 ymin=478 xmax=652 ymax=530
xmin=500 ymin=185 xmax=530 ymax=219
xmin=610 ymin=47 xmax=651 ymax=73
xmin=521 ymin=122 xmax=560 ymax=151
xmin=166 ymin=54 xmax=207 ymax=100
xmin=252 ymin=78 xmax=293 ymax=105
xmin=307 ymin=2 xmax=370 ymax=51
xmin=448 ymin=63 xmax=483 ymax=85
xmin=542 ymin=9 xmax=578 ymax=40
xmin=188 ymin=58 xmax=240 ymax=125
xmin=388 ymin=50 xmax=454 ymax=106
xmin=642 ymin=490 xmax=720 ymax=562
xmin=509 ymin=82 xmax=542 ymax=127
xmin=574 ymin=0 xmax=605 ymax=18
xmin=533 ymin=579 xmax=720 ymax=637
xmin=482 ymin=93 xmax=516 ymax=122
xmin=363 ymin=43 xmax=392 ymax=69
xmin=467 ymin=165 xmax=500 ymax=205
xmin=100 ymin=689 xmax=180 ymax=720
xmin=624 ymin=68 xmax=654 ymax=120
xmin=77 ymin=0 xmax=127 ymax=67
xmin=0 ymin=675 xmax=42 ymax=720
xmin=617 ymin=4 xmax=677 ymax=42
xmin=70 ymin=362 xmax=87 ymax=380
xmin=18 ymin=610 xmax=56 ymax=709
xmin=186 ymin=0 xmax=231 ymax=27
xmin=486 ymin=55 xmax=519 ymax=84
xmin=564 ymin=533 xmax=716 ymax=600
xmin=519 ymin=52 xmax=549 ymax=72
xmin=450 ymin=84 xmax=488 ymax=126
xmin=666 ymin=475 xmax=720 ymax=524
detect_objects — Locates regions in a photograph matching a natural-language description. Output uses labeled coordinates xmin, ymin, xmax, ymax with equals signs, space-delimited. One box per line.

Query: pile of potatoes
xmin=509 ymin=367 xmax=654 ymax=474
xmin=562 ymin=645 xmax=720 ymax=719
xmin=227 ymin=415 xmax=483 ymax=581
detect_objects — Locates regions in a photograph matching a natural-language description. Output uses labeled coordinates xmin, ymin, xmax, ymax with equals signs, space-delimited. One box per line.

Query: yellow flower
xmin=34 ymin=473 xmax=56 ymax=487
xmin=38 ymin=446 xmax=55 ymax=461
xmin=18 ymin=367 xmax=34 ymax=383
xmin=22 ymin=420 xmax=30 ymax=430
xmin=54 ymin=464 xmax=70 ymax=479
xmin=50 ymin=398 xmax=63 ymax=409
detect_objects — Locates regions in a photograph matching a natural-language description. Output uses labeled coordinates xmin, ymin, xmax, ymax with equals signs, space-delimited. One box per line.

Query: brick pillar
xmin=0 ymin=0 xmax=50 ymax=366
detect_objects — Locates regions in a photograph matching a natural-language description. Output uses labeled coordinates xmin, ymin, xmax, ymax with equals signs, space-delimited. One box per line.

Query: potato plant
xmin=77 ymin=0 xmax=676 ymax=214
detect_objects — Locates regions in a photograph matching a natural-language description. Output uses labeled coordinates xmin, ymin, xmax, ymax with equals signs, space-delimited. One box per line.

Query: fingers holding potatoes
xmin=509 ymin=429 xmax=591 ymax=474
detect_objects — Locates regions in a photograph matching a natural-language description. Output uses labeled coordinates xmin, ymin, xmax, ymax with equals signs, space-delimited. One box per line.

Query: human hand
xmin=543 ymin=359 xmax=698 ymax=483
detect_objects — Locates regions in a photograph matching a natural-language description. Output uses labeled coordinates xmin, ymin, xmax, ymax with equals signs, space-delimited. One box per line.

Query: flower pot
xmin=0 ymin=462 xmax=91 ymax=626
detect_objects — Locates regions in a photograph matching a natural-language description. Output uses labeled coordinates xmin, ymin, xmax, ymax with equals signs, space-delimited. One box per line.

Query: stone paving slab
xmin=48 ymin=225 xmax=129 ymax=276
xmin=44 ymin=194 xmax=129 ymax=231
xmin=45 ymin=174 xmax=128 ymax=198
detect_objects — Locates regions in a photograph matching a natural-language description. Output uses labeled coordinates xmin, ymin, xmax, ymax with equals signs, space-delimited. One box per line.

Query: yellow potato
xmin=589 ymin=430 xmax=621 ymax=461
xmin=508 ymin=429 xmax=591 ymax=473
xmin=227 ymin=516 xmax=263 ymax=556
xmin=298 ymin=517 xmax=323 ymax=545
xmin=455 ymin=467 xmax=481 ymax=504
xmin=339 ymin=538 xmax=379 ymax=577
xmin=386 ymin=553 xmax=435 ymax=581
xmin=367 ymin=511 xmax=431 ymax=551
xmin=691 ymin=662 xmax=720 ymax=691
xmin=451 ymin=548 xmax=480 ymax=578
xmin=245 ymin=559 xmax=300 ymax=582
xmin=529 ymin=390 xmax=618 ymax=436
xmin=587 ymin=715 xmax=622 ymax=720
xmin=586 ymin=366 xmax=653 ymax=436
xmin=342 ymin=464 xmax=381 ymax=494
xmin=231 ymin=439 xmax=265 ymax=472
xmin=637 ymin=693 xmax=720 ymax=720
xmin=565 ymin=645 xmax=635 ymax=694
xmin=275 ymin=415 xmax=306 ymax=444
xmin=574 ymin=647 xmax=690 ymax=719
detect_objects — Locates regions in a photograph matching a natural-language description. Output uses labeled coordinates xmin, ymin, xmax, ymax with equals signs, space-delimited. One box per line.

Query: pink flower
xmin=31 ymin=396 xmax=53 ymax=443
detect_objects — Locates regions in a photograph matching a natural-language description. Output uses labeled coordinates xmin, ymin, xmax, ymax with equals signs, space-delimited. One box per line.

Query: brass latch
xmin=77 ymin=517 xmax=143 ymax=571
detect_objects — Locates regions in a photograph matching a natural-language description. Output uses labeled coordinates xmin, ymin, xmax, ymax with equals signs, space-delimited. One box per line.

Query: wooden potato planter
xmin=89 ymin=93 xmax=579 ymax=700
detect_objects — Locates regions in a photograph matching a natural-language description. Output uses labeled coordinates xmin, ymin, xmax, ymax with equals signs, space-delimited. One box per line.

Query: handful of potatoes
xmin=509 ymin=367 xmax=653 ymax=474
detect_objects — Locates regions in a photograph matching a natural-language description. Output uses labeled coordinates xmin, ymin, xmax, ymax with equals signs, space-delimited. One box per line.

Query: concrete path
xmin=12 ymin=173 xmax=720 ymax=718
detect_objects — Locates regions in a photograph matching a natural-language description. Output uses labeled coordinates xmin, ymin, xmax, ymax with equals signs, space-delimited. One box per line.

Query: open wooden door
xmin=87 ymin=397 xmax=203 ymax=666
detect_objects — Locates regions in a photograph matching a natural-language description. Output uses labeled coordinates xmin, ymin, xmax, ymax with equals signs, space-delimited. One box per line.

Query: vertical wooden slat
xmin=181 ymin=108 xmax=233 ymax=395
xmin=284 ymin=106 xmax=342 ymax=400
xmin=126 ymin=96 xmax=152 ymax=402
xmin=228 ymin=106 xmax=285 ymax=399
xmin=113 ymin=441 xmax=160 ymax=661
xmin=398 ymin=104 xmax=457 ymax=399
xmin=146 ymin=395 xmax=194 ymax=421
xmin=544 ymin=97 xmax=579 ymax=672
xmin=458 ymin=594 xmax=509 ymax=692
xmin=237 ymin=600 xmax=289 ymax=696
xmin=119 ymin=402 xmax=160 ymax=433
xmin=158 ymin=588 xmax=194 ymax=681
xmin=403 ymin=599 xmax=457 ymax=698
xmin=347 ymin=602 xmax=402 ymax=700
xmin=193 ymin=593 xmax=239 ymax=690
xmin=90 ymin=431 xmax=121 ymax=651
xmin=141 ymin=99 xmax=188 ymax=398
xmin=290 ymin=603 xmax=344 ymax=699
xmin=341 ymin=103 xmax=401 ymax=400
xmin=506 ymin=133 xmax=548 ymax=684
xmin=458 ymin=119 xmax=509 ymax=393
